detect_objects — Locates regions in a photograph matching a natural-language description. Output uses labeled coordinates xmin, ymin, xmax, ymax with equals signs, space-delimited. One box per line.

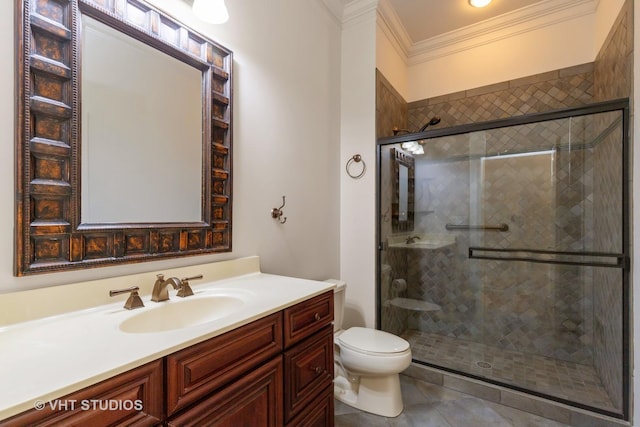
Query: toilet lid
xmin=337 ymin=327 xmax=410 ymax=355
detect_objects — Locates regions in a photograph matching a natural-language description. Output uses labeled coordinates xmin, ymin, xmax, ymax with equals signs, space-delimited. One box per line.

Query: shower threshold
xmin=402 ymin=329 xmax=617 ymax=415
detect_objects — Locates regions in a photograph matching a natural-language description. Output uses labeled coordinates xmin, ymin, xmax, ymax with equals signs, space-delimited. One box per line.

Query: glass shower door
xmin=378 ymin=101 xmax=629 ymax=418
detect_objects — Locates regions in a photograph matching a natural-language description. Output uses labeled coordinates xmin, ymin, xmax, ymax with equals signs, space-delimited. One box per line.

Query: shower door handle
xmin=446 ymin=223 xmax=509 ymax=231
xmin=468 ymin=247 xmax=625 ymax=268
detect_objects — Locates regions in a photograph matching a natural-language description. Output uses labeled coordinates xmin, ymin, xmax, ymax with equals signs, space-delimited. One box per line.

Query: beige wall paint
xmin=376 ymin=20 xmax=408 ymax=102
xmin=376 ymin=1 xmax=626 ymax=103
xmin=405 ymin=13 xmax=597 ymax=101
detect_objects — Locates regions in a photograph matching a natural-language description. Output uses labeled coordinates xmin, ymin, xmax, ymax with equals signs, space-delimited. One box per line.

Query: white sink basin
xmin=119 ymin=294 xmax=245 ymax=333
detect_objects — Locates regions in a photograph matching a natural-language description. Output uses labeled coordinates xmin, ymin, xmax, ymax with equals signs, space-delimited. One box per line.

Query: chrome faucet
xmin=405 ymin=235 xmax=421 ymax=244
xmin=151 ymin=273 xmax=204 ymax=302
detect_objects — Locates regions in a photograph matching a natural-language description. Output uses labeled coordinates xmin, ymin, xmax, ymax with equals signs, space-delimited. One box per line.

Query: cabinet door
xmin=166 ymin=312 xmax=283 ymax=416
xmin=283 ymin=291 xmax=333 ymax=348
xmin=0 ymin=360 xmax=163 ymax=427
xmin=284 ymin=325 xmax=334 ymax=423
xmin=167 ymin=356 xmax=283 ymax=427
xmin=286 ymin=385 xmax=334 ymax=427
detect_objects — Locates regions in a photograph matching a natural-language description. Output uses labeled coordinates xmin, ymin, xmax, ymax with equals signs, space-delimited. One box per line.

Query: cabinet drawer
xmin=284 ymin=291 xmax=333 ymax=348
xmin=284 ymin=325 xmax=334 ymax=423
xmin=167 ymin=356 xmax=283 ymax=427
xmin=286 ymin=384 xmax=334 ymax=427
xmin=0 ymin=360 xmax=163 ymax=427
xmin=166 ymin=312 xmax=283 ymax=416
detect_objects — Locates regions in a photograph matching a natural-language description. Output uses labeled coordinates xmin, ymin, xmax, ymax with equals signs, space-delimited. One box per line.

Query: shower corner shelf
xmin=387 ymin=297 xmax=441 ymax=312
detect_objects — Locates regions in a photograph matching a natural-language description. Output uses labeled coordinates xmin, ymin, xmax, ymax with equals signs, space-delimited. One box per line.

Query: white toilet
xmin=328 ymin=279 xmax=412 ymax=418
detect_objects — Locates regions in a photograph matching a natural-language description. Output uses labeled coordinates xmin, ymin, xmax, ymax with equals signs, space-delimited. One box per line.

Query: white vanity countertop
xmin=0 ymin=260 xmax=335 ymax=420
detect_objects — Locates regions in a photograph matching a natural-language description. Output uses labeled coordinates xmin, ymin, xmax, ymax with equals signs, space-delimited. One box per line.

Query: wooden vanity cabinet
xmin=284 ymin=290 xmax=334 ymax=348
xmin=165 ymin=312 xmax=283 ymax=417
xmin=167 ymin=290 xmax=335 ymax=426
xmin=284 ymin=326 xmax=334 ymax=425
xmin=1 ymin=291 xmax=334 ymax=426
xmin=0 ymin=359 xmax=163 ymax=427
xmin=283 ymin=291 xmax=335 ymax=426
xmin=286 ymin=385 xmax=334 ymax=427
xmin=167 ymin=357 xmax=284 ymax=427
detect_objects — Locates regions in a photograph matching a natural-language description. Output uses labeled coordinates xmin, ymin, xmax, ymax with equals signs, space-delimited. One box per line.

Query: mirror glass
xmin=398 ymin=163 xmax=408 ymax=221
xmin=80 ymin=15 xmax=202 ymax=223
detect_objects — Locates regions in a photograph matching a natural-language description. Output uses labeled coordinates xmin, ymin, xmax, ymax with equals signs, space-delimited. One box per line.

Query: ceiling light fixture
xmin=192 ymin=0 xmax=229 ymax=24
xmin=469 ymin=0 xmax=492 ymax=7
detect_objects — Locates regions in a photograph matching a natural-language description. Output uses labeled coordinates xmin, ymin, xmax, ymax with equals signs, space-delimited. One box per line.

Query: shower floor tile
xmin=402 ymin=329 xmax=617 ymax=414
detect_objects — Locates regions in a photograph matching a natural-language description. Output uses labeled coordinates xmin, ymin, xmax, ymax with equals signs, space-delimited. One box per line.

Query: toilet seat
xmin=337 ymin=327 xmax=410 ymax=356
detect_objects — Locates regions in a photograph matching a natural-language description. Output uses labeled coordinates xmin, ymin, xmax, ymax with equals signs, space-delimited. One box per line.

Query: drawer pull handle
xmin=314 ymin=313 xmax=321 ymax=321
xmin=311 ymin=366 xmax=323 ymax=374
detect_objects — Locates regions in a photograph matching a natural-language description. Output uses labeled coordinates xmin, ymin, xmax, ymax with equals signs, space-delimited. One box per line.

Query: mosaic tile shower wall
xmin=400 ymin=123 xmax=597 ymax=365
xmin=406 ymin=63 xmax=594 ymax=132
xmin=376 ymin=70 xmax=407 ymax=139
xmin=591 ymin=0 xmax=632 ymax=413
xmin=593 ymin=122 xmax=625 ymax=411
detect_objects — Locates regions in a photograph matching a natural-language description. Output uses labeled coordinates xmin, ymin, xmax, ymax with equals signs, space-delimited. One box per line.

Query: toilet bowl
xmin=326 ymin=279 xmax=412 ymax=418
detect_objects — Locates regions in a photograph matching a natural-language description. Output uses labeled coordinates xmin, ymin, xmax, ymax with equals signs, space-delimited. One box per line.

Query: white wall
xmin=340 ymin=1 xmax=379 ymax=329
xmin=0 ymin=0 xmax=341 ymax=292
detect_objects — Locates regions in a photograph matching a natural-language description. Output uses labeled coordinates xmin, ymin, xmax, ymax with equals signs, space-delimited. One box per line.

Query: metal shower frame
xmin=375 ymin=98 xmax=630 ymax=420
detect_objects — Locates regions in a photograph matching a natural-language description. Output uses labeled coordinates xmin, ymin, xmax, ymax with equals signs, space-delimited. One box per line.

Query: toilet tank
xmin=324 ymin=279 xmax=346 ymax=332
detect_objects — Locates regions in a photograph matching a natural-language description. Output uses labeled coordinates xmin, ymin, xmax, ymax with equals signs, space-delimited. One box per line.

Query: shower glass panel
xmin=377 ymin=100 xmax=629 ymax=419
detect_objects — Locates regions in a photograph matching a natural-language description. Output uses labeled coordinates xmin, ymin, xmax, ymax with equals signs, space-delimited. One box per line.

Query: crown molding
xmin=342 ymin=0 xmax=378 ymax=26
xmin=321 ymin=0 xmax=379 ymax=27
xmin=376 ymin=0 xmax=598 ymax=66
xmin=319 ymin=0 xmax=346 ymax=23
xmin=376 ymin=0 xmax=410 ymax=58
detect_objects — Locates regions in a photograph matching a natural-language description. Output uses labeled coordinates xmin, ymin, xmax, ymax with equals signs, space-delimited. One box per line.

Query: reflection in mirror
xmin=392 ymin=148 xmax=415 ymax=232
xmin=398 ymin=164 xmax=408 ymax=221
xmin=81 ymin=15 xmax=202 ymax=223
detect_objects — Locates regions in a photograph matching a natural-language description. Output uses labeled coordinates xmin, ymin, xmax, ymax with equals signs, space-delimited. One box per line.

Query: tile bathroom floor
xmin=402 ymin=330 xmax=615 ymax=413
xmin=334 ymin=375 xmax=571 ymax=427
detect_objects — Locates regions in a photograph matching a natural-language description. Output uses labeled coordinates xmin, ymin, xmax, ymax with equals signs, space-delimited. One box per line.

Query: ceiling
xmin=335 ymin=0 xmax=549 ymax=45
xmin=386 ymin=0 xmax=546 ymax=43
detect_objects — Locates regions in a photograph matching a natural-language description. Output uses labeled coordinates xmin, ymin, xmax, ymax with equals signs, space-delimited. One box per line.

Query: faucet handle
xmin=109 ymin=286 xmax=145 ymax=310
xmin=176 ymin=274 xmax=203 ymax=298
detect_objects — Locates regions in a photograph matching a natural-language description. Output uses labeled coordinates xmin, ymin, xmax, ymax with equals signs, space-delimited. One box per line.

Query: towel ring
xmin=346 ymin=154 xmax=366 ymax=179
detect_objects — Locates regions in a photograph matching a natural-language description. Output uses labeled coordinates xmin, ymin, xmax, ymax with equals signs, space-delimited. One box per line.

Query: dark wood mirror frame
xmin=15 ymin=0 xmax=233 ymax=276
xmin=391 ymin=148 xmax=414 ymax=233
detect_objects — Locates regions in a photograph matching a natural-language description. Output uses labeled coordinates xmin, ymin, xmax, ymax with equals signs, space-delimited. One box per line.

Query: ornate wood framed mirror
xmin=391 ymin=148 xmax=414 ymax=232
xmin=15 ymin=0 xmax=233 ymax=275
